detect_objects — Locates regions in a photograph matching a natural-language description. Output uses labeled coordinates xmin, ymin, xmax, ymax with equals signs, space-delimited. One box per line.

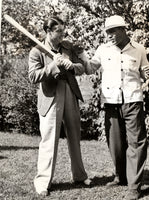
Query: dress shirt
xmin=82 ymin=41 xmax=149 ymax=104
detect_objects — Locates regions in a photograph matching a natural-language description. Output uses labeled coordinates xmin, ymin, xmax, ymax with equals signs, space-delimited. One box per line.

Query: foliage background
xmin=1 ymin=0 xmax=149 ymax=139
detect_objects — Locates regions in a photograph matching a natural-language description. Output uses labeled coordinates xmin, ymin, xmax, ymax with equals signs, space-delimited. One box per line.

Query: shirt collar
xmin=105 ymin=40 xmax=137 ymax=51
xmin=129 ymin=40 xmax=137 ymax=48
xmin=122 ymin=40 xmax=137 ymax=51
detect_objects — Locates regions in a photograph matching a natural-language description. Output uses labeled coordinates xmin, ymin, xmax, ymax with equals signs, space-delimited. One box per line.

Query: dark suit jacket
xmin=28 ymin=40 xmax=85 ymax=116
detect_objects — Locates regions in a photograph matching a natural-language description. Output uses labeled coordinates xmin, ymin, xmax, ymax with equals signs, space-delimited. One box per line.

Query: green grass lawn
xmin=0 ymin=131 xmax=149 ymax=200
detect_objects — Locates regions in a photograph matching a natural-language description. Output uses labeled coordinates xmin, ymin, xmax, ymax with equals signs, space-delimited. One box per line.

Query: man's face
xmin=47 ymin=24 xmax=65 ymax=44
xmin=105 ymin=27 xmax=126 ymax=45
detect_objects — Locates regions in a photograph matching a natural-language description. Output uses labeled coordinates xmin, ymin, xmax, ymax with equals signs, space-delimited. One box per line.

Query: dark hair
xmin=43 ymin=16 xmax=64 ymax=32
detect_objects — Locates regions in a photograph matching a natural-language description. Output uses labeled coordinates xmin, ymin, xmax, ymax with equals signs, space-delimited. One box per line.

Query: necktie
xmin=52 ymin=47 xmax=84 ymax=102
xmin=65 ymin=70 xmax=84 ymax=102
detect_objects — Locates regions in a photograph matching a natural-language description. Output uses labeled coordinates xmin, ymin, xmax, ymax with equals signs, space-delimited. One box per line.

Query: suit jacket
xmin=28 ymin=39 xmax=85 ymax=116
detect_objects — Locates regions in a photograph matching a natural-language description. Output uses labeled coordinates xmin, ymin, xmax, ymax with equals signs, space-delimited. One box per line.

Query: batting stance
xmin=28 ymin=16 xmax=91 ymax=196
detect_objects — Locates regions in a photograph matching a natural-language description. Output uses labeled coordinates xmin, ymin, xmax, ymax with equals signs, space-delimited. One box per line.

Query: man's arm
xmin=54 ymin=52 xmax=85 ymax=76
xmin=139 ymin=46 xmax=149 ymax=90
xmin=28 ymin=47 xmax=60 ymax=84
xmin=78 ymin=50 xmax=101 ymax=75
xmin=140 ymin=46 xmax=149 ymax=80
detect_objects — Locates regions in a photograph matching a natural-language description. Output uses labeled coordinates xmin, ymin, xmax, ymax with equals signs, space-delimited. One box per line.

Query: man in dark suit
xmin=28 ymin=16 xmax=91 ymax=196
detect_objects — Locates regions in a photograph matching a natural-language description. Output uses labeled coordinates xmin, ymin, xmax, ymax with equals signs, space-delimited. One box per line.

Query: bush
xmin=0 ymin=56 xmax=40 ymax=135
xmin=1 ymin=0 xmax=149 ymax=140
xmin=80 ymin=71 xmax=105 ymax=140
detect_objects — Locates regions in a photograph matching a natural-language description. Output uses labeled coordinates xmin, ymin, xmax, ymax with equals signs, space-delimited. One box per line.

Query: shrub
xmin=0 ymin=56 xmax=40 ymax=135
xmin=80 ymin=71 xmax=105 ymax=140
xmin=1 ymin=0 xmax=149 ymax=140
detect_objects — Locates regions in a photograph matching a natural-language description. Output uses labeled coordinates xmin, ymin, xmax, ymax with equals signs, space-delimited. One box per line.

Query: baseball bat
xmin=4 ymin=14 xmax=55 ymax=58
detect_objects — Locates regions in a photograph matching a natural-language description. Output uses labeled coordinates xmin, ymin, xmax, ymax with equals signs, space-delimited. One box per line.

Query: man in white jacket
xmin=80 ymin=15 xmax=149 ymax=200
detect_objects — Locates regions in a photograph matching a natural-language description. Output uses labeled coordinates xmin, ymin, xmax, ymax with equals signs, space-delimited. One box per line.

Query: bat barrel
xmin=4 ymin=14 xmax=55 ymax=58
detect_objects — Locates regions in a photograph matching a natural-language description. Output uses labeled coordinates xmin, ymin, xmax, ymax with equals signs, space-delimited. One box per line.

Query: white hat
xmin=104 ymin=15 xmax=128 ymax=31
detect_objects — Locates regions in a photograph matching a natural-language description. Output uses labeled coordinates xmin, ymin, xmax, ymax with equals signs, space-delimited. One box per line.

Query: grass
xmin=0 ymin=75 xmax=149 ymax=199
xmin=0 ymin=131 xmax=149 ymax=200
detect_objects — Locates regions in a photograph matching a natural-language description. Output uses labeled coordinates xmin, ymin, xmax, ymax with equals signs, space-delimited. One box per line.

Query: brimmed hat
xmin=104 ymin=15 xmax=128 ymax=31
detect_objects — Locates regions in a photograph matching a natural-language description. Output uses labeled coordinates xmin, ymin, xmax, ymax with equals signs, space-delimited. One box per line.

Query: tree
xmin=1 ymin=0 xmax=149 ymax=138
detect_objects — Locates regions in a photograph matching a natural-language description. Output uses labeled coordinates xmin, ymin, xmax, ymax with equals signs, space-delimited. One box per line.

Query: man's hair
xmin=43 ymin=16 xmax=64 ymax=32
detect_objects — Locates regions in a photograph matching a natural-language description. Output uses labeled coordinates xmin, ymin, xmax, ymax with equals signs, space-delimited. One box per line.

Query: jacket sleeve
xmin=78 ymin=50 xmax=101 ymax=75
xmin=71 ymin=49 xmax=86 ymax=76
xmin=28 ymin=47 xmax=60 ymax=84
xmin=60 ymin=39 xmax=85 ymax=76
xmin=140 ymin=46 xmax=149 ymax=80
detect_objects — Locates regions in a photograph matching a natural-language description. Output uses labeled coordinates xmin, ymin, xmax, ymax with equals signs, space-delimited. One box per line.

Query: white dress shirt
xmin=81 ymin=41 xmax=149 ymax=104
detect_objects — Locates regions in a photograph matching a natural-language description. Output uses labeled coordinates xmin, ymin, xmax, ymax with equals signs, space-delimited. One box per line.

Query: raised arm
xmin=28 ymin=47 xmax=60 ymax=84
xmin=78 ymin=47 xmax=101 ymax=75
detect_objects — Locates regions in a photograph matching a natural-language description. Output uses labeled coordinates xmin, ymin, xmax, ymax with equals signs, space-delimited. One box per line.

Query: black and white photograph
xmin=0 ymin=0 xmax=149 ymax=199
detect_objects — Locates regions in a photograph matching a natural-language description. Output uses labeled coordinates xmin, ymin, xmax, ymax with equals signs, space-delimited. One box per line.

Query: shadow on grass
xmin=143 ymin=169 xmax=149 ymax=185
xmin=50 ymin=175 xmax=115 ymax=192
xmin=141 ymin=169 xmax=149 ymax=198
xmin=0 ymin=156 xmax=7 ymax=159
xmin=0 ymin=146 xmax=38 ymax=151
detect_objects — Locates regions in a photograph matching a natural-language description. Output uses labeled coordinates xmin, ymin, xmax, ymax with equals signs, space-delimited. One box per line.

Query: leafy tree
xmin=0 ymin=56 xmax=39 ymax=134
xmin=1 ymin=0 xmax=149 ymax=138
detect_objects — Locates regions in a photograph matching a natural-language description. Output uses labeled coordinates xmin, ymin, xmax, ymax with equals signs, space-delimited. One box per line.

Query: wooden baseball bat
xmin=4 ymin=14 xmax=55 ymax=58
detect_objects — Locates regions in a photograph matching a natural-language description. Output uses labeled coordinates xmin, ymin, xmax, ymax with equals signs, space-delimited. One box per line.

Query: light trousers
xmin=34 ymin=81 xmax=87 ymax=193
xmin=105 ymin=102 xmax=147 ymax=190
